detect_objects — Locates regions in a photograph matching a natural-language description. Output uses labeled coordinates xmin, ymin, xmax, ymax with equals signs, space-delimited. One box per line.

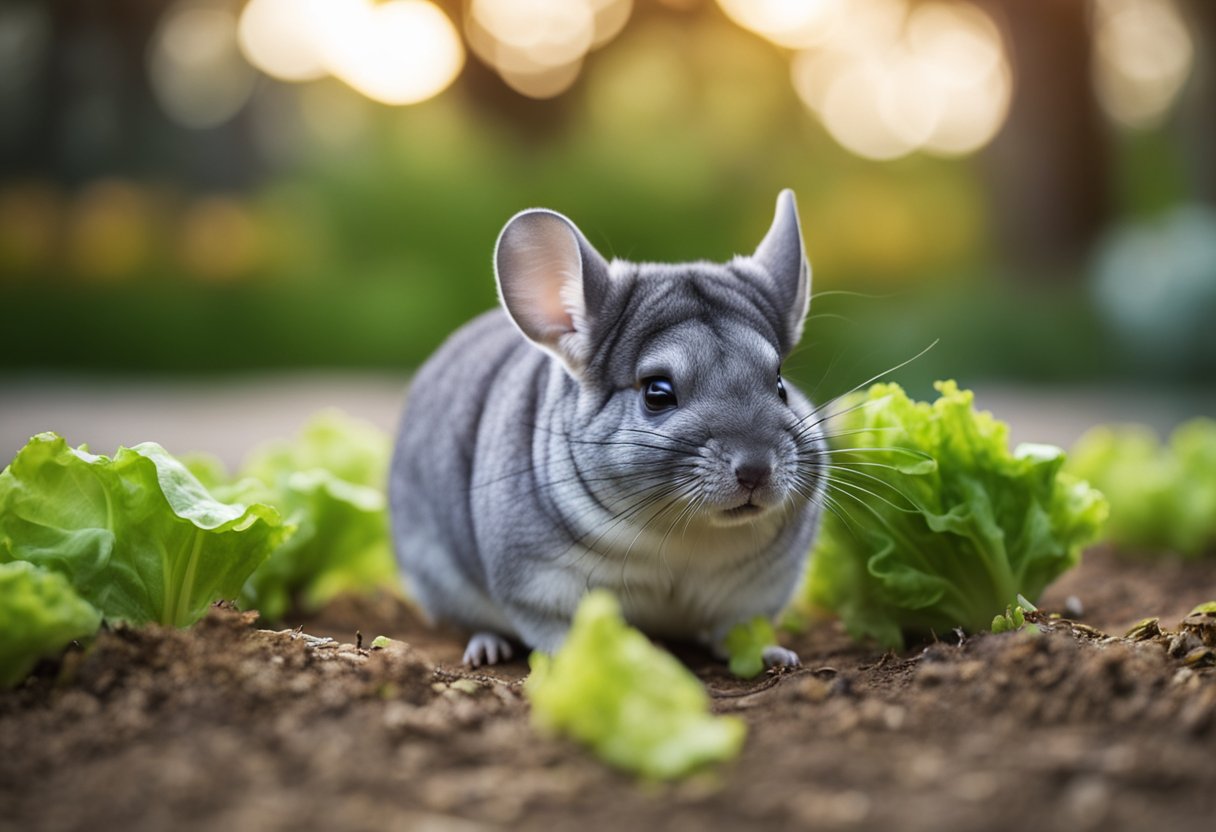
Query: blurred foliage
xmin=1067 ymin=419 xmax=1216 ymax=558
xmin=218 ymin=410 xmax=399 ymax=622
xmin=0 ymin=5 xmax=1213 ymax=398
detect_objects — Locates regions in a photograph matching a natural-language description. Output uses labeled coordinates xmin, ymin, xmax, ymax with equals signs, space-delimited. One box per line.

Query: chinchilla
xmin=390 ymin=190 xmax=826 ymax=667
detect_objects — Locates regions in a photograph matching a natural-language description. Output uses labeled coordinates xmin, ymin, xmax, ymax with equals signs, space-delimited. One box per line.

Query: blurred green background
xmin=1 ymin=0 xmax=1214 ymax=406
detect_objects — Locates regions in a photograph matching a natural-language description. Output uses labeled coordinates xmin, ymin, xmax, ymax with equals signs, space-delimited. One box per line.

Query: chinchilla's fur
xmin=390 ymin=191 xmax=826 ymax=667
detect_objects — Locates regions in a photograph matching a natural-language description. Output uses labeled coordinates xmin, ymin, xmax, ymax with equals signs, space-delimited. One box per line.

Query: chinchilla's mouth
xmin=720 ymin=502 xmax=764 ymax=520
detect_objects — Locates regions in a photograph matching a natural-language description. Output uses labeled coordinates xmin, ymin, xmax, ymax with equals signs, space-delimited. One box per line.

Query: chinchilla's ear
xmin=752 ymin=189 xmax=811 ymax=350
xmin=494 ymin=208 xmax=610 ymax=374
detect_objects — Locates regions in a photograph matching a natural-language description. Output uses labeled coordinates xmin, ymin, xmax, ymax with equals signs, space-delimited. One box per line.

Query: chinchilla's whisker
xmin=520 ymin=418 xmax=695 ymax=457
xmin=468 ymin=459 xmax=677 ymax=492
xmin=812 ymin=464 xmax=922 ymax=507
xmin=790 ymin=397 xmax=879 ymax=444
xmin=816 ymin=489 xmax=863 ymax=540
xmin=801 ymin=346 xmax=878 ymax=414
xmin=819 ymin=474 xmax=921 ymax=514
xmin=677 ymin=489 xmax=713 ymax=577
xmin=555 ymin=470 xmax=698 ymax=548
xmin=620 ymin=486 xmax=694 ymax=601
xmin=802 ymin=312 xmax=856 ymax=325
xmin=814 ymin=426 xmax=902 ymax=441
xmin=470 ymin=436 xmax=701 ymax=493
xmin=468 ymin=467 xmax=676 ymax=513
xmin=805 ymin=445 xmax=932 ymax=460
xmin=791 ymin=395 xmax=888 ymax=443
xmin=578 ymin=478 xmax=698 ymax=591
xmin=678 ymin=489 xmax=705 ymax=544
xmin=780 ymin=338 xmax=820 ymax=365
xmin=790 ymin=339 xmax=939 ymax=442
xmin=572 ymin=475 xmax=699 ymax=565
xmin=809 ymin=288 xmax=905 ymax=302
xmin=817 ymin=479 xmax=910 ymax=543
xmin=802 ymin=459 xmax=908 ymax=484
xmin=808 ymin=458 xmax=918 ymax=474
xmin=657 ymin=481 xmax=707 ymax=583
xmin=819 ymin=339 xmax=939 ymax=414
xmin=614 ymin=427 xmax=701 ymax=449
xmin=790 ymin=479 xmax=829 ymax=521
xmin=525 ymin=420 xmax=701 ymax=456
xmin=535 ymin=469 xmax=683 ymax=545
xmin=568 ymin=438 xmax=701 ymax=457
xmin=792 ymin=472 xmax=855 ymax=530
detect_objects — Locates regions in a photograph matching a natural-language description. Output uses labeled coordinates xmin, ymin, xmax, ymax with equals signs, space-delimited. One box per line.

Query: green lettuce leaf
xmin=1066 ymin=419 xmax=1216 ymax=557
xmin=178 ymin=451 xmax=230 ymax=491
xmin=724 ymin=616 xmax=776 ymax=679
xmin=241 ymin=408 xmax=389 ymax=489
xmin=804 ymin=381 xmax=1108 ymax=648
xmin=0 ymin=561 xmax=102 ymax=688
xmin=0 ymin=432 xmax=290 ymax=627
xmin=232 ymin=411 xmax=398 ymax=620
xmin=526 ymin=591 xmax=746 ymax=780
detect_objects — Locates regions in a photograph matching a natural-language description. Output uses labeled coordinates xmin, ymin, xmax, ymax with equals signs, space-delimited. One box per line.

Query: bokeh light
xmin=497 ymin=57 xmax=585 ymax=99
xmin=1094 ymin=204 xmax=1216 ymax=365
xmin=0 ymin=183 xmax=60 ymax=278
xmin=321 ymin=0 xmax=464 ymax=106
xmin=471 ymin=0 xmax=594 ymax=70
xmin=237 ymin=0 xmax=329 ymax=82
xmin=66 ymin=180 xmax=156 ymax=282
xmin=716 ymin=0 xmax=843 ymax=49
xmin=238 ymin=0 xmax=464 ymax=106
xmin=466 ymin=0 xmax=632 ymax=99
xmin=1092 ymin=0 xmax=1194 ymax=130
xmin=178 ymin=195 xmax=264 ymax=282
xmin=790 ymin=0 xmax=1011 ymax=160
xmin=147 ymin=2 xmax=256 ymax=129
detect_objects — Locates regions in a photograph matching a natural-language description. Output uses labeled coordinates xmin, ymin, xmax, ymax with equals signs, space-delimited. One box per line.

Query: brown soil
xmin=3 ymin=548 xmax=1216 ymax=832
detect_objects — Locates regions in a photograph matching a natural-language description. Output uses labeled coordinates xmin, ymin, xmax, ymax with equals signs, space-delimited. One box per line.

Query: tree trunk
xmin=975 ymin=0 xmax=1113 ymax=277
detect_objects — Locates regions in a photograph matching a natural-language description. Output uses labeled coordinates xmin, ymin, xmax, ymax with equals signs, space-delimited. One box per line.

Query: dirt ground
xmin=3 ymin=547 xmax=1216 ymax=832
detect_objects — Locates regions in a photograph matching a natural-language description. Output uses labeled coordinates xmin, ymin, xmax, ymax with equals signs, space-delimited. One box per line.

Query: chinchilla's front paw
xmin=761 ymin=645 xmax=801 ymax=669
xmin=462 ymin=632 xmax=515 ymax=667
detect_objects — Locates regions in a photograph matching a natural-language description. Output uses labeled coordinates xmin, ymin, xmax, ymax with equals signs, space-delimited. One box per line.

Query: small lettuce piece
xmin=725 ymin=617 xmax=776 ymax=679
xmin=0 ymin=433 xmax=289 ymax=627
xmin=526 ymin=591 xmax=746 ymax=780
xmin=234 ymin=411 xmax=398 ymax=620
xmin=1067 ymin=419 xmax=1216 ymax=557
xmin=804 ymin=381 xmax=1108 ymax=649
xmin=0 ymin=561 xmax=102 ymax=688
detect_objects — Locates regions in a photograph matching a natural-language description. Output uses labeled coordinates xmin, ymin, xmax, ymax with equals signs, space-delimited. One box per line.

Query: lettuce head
xmin=232 ymin=410 xmax=398 ymax=620
xmin=1067 ymin=419 xmax=1216 ymax=557
xmin=0 ymin=432 xmax=289 ymax=627
xmin=804 ymin=381 xmax=1107 ymax=648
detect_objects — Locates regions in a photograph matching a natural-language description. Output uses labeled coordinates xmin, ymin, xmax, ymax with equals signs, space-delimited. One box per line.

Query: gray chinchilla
xmin=390 ymin=190 xmax=826 ymax=667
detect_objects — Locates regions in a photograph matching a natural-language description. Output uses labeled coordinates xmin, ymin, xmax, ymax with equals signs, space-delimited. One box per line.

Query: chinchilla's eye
xmin=777 ymin=376 xmax=788 ymax=404
xmin=642 ymin=377 xmax=678 ymax=412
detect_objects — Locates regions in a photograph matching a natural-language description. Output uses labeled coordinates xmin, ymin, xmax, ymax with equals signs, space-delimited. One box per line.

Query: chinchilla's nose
xmin=734 ymin=457 xmax=772 ymax=490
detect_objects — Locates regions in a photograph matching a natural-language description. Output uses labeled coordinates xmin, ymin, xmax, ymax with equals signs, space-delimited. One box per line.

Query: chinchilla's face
xmin=495 ymin=191 xmax=823 ymax=528
xmin=567 ymin=260 xmax=824 ymax=526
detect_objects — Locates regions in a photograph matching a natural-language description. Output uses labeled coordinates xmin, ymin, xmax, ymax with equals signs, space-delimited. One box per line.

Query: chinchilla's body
xmin=391 ymin=191 xmax=826 ymax=666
